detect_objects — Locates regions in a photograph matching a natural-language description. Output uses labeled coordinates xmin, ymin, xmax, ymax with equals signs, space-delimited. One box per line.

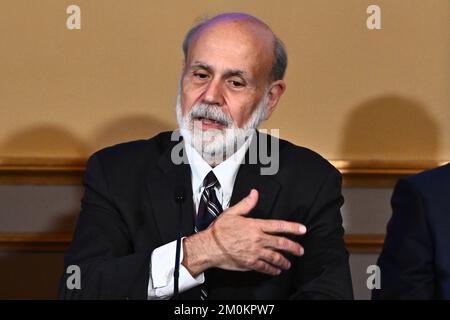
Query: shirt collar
xmin=184 ymin=132 xmax=255 ymax=195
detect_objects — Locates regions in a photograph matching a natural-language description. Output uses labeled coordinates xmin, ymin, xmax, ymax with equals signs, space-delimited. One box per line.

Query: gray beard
xmin=175 ymin=89 xmax=268 ymax=166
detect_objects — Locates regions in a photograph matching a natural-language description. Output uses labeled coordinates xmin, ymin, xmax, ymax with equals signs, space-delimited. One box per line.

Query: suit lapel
xmin=146 ymin=137 xmax=195 ymax=245
xmin=230 ymin=132 xmax=281 ymax=219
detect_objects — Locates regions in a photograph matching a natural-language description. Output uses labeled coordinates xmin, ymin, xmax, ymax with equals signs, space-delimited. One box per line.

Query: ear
xmin=264 ymin=80 xmax=286 ymax=120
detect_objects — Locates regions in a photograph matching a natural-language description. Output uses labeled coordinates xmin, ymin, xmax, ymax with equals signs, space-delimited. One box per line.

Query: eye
xmin=229 ymin=80 xmax=244 ymax=88
xmin=193 ymin=72 xmax=209 ymax=79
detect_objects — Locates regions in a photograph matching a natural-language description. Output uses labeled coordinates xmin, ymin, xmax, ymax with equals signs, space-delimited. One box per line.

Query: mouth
xmin=193 ymin=116 xmax=226 ymax=130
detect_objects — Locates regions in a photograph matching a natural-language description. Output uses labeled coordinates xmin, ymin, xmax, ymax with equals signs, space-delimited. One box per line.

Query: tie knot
xmin=203 ymin=171 xmax=219 ymax=189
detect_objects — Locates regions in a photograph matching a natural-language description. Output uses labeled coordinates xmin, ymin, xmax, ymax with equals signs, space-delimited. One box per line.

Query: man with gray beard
xmin=59 ymin=13 xmax=353 ymax=300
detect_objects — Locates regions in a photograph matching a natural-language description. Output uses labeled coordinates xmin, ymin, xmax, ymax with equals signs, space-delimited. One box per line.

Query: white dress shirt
xmin=147 ymin=133 xmax=254 ymax=299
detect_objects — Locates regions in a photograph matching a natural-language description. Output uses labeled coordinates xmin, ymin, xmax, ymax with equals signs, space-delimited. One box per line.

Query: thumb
xmin=226 ymin=189 xmax=259 ymax=216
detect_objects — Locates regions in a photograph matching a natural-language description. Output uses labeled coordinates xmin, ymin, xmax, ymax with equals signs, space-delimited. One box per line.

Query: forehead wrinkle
xmin=191 ymin=22 xmax=274 ymax=80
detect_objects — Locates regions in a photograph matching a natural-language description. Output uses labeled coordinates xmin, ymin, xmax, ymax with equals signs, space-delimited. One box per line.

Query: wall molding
xmin=0 ymin=158 xmax=85 ymax=185
xmin=0 ymin=157 xmax=448 ymax=186
xmin=0 ymin=233 xmax=72 ymax=252
xmin=344 ymin=234 xmax=384 ymax=253
xmin=0 ymin=233 xmax=384 ymax=253
xmin=333 ymin=160 xmax=449 ymax=187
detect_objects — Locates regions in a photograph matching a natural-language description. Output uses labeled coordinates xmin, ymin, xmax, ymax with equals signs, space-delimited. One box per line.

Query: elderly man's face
xmin=180 ymin=21 xmax=279 ymax=130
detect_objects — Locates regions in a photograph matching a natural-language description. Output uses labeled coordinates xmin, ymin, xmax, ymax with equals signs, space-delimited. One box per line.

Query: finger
xmin=259 ymin=249 xmax=291 ymax=270
xmin=252 ymin=260 xmax=282 ymax=276
xmin=225 ymin=189 xmax=259 ymax=216
xmin=263 ymin=235 xmax=304 ymax=256
xmin=258 ymin=219 xmax=307 ymax=235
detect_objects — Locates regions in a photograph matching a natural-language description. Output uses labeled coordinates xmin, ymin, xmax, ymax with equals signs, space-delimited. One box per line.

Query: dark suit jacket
xmin=59 ymin=131 xmax=353 ymax=299
xmin=373 ymin=163 xmax=450 ymax=299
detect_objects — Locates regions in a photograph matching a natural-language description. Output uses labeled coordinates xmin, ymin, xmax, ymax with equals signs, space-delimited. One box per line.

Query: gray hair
xmin=182 ymin=14 xmax=288 ymax=81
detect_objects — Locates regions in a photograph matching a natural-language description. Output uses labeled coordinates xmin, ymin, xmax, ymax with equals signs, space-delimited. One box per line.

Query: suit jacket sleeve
xmin=291 ymin=167 xmax=353 ymax=299
xmin=58 ymin=153 xmax=151 ymax=299
xmin=372 ymin=179 xmax=435 ymax=299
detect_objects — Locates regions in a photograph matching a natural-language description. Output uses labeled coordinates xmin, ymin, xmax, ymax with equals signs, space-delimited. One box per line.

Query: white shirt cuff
xmin=148 ymin=238 xmax=205 ymax=299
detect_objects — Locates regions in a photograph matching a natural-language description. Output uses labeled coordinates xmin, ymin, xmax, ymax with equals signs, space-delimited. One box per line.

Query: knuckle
xmin=244 ymin=196 xmax=253 ymax=208
xmin=254 ymin=234 xmax=263 ymax=244
xmin=275 ymin=221 xmax=284 ymax=231
xmin=285 ymin=239 xmax=295 ymax=250
xmin=277 ymin=237 xmax=287 ymax=248
xmin=255 ymin=261 xmax=269 ymax=273
xmin=255 ymin=261 xmax=264 ymax=270
xmin=272 ymin=253 xmax=282 ymax=265
xmin=248 ymin=256 xmax=258 ymax=267
xmin=290 ymin=223 xmax=298 ymax=233
xmin=268 ymin=221 xmax=276 ymax=231
xmin=260 ymin=262 xmax=270 ymax=272
xmin=249 ymin=219 xmax=258 ymax=230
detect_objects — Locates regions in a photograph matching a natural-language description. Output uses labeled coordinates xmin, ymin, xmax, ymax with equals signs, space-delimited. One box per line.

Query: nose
xmin=202 ymin=79 xmax=224 ymax=106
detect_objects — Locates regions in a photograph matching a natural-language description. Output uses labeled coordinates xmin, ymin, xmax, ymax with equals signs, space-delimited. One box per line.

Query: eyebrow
xmin=190 ymin=61 xmax=247 ymax=79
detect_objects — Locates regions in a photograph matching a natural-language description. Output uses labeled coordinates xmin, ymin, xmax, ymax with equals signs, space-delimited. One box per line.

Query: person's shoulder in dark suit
xmin=87 ymin=131 xmax=173 ymax=172
xmin=258 ymin=131 xmax=341 ymax=187
xmin=373 ymin=163 xmax=450 ymax=300
xmin=278 ymin=136 xmax=339 ymax=174
xmin=83 ymin=131 xmax=179 ymax=192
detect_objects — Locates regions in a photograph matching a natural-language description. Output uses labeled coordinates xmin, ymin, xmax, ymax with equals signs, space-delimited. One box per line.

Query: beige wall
xmin=1 ymin=0 xmax=449 ymax=161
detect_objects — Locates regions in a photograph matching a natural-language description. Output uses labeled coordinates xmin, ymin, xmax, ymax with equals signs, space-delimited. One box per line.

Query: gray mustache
xmin=189 ymin=104 xmax=233 ymax=126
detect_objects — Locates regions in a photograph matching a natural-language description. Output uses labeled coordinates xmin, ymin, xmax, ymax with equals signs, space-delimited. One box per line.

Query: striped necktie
xmin=195 ymin=171 xmax=223 ymax=299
